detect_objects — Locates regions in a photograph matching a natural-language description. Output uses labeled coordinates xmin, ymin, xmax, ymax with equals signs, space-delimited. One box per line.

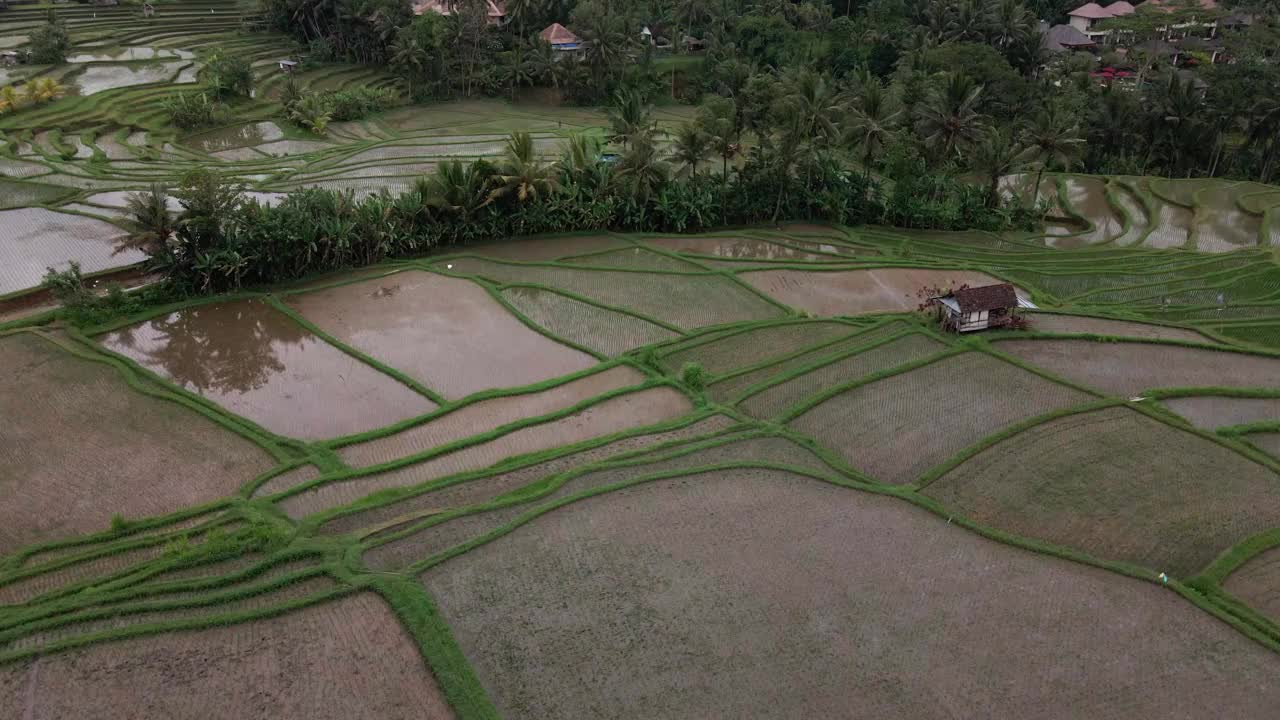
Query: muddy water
xmin=1162 ymin=396 xmax=1280 ymax=430
xmin=67 ymin=47 xmax=195 ymax=62
xmin=1144 ymin=197 xmax=1195 ymax=249
xmin=646 ymin=235 xmax=858 ymax=261
xmin=0 ymin=208 xmax=140 ymax=297
xmin=100 ymin=300 xmax=436 ymax=440
xmin=1108 ymin=182 xmax=1149 ymax=246
xmin=184 ymin=122 xmax=285 ymax=153
xmin=1061 ymin=177 xmax=1123 ymax=244
xmin=285 ymin=270 xmax=598 ymax=399
xmin=740 ymin=268 xmax=1022 ymax=316
xmin=1195 ymin=186 xmax=1263 ymax=252
xmin=73 ymin=62 xmax=186 ymax=96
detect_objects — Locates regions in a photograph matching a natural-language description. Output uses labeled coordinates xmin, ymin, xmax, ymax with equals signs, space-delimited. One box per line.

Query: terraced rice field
xmin=5 ymin=6 xmax=1280 ymax=711
xmin=5 ymin=222 xmax=1280 ymax=716
xmin=924 ymin=407 xmax=1280 ymax=577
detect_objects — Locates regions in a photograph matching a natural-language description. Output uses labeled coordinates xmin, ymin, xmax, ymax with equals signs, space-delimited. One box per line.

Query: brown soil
xmin=421 ymin=469 xmax=1280 ymax=719
xmin=707 ymin=322 xmax=911 ymax=402
xmin=791 ymin=352 xmax=1092 ymax=484
xmin=2 ymin=575 xmax=336 ymax=656
xmin=338 ymin=366 xmax=646 ymax=467
xmin=740 ymin=334 xmax=947 ymax=419
xmin=100 ymin=300 xmax=436 ymax=440
xmin=1223 ymin=546 xmax=1280 ymax=624
xmin=1162 ymin=396 xmax=1280 ymax=430
xmin=0 ymin=334 xmax=274 ymax=556
xmin=1248 ymin=432 xmax=1280 ymax=459
xmin=285 ymin=270 xmax=597 ymax=400
xmin=0 ymin=542 xmax=167 ymax=606
xmin=925 ymin=407 xmax=1280 ymax=577
xmin=281 ymin=386 xmax=693 ymax=519
xmin=0 ymin=593 xmax=455 ymax=719
xmin=659 ymin=321 xmax=852 ymax=376
xmin=319 ymin=415 xmax=736 ymax=537
xmin=738 ymin=268 xmax=1021 ymax=316
xmin=995 ymin=339 xmax=1280 ymax=396
xmin=1027 ymin=313 xmax=1209 ymax=343
xmin=252 ymin=464 xmax=322 ymax=498
xmin=17 ymin=510 xmax=221 ymax=571
xmin=366 ymin=436 xmax=831 ymax=570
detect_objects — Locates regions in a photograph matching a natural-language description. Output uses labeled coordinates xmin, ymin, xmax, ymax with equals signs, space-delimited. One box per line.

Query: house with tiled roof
xmin=413 ymin=0 xmax=507 ymax=26
xmin=1068 ymin=2 xmax=1136 ymax=38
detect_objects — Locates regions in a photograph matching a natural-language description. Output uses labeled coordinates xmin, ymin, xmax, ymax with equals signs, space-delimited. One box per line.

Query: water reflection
xmin=103 ymin=300 xmax=307 ymax=395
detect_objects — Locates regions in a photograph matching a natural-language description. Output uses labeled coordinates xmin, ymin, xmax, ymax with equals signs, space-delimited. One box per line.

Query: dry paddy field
xmin=738 ymin=267 xmax=1020 ymax=316
xmin=924 ymin=407 xmax=1280 ymax=577
xmin=995 ymin=339 xmax=1280 ymax=396
xmin=0 ymin=332 xmax=272 ymax=554
xmin=7 ymin=222 xmax=1280 ymax=716
xmin=0 ymin=593 xmax=454 ymax=720
xmin=422 ymin=470 xmax=1280 ymax=719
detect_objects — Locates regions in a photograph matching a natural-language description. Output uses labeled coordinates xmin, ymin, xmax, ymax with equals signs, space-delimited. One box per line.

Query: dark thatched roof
xmin=953 ymin=284 xmax=1019 ymax=313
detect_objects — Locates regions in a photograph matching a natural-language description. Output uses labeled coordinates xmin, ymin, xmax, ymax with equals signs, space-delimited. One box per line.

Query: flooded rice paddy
xmin=99 ymin=300 xmax=437 ymax=440
xmin=284 ymin=270 xmax=598 ymax=399
xmin=0 ymin=208 xmax=139 ymax=297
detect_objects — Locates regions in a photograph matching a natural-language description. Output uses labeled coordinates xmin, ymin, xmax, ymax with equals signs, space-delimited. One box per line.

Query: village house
xmin=412 ymin=0 xmax=507 ymax=26
xmin=930 ymin=284 xmax=1034 ymax=333
xmin=540 ymin=23 xmax=583 ymax=54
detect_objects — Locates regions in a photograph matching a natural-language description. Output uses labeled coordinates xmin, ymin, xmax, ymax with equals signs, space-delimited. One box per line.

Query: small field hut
xmin=930 ymin=284 xmax=1030 ymax=333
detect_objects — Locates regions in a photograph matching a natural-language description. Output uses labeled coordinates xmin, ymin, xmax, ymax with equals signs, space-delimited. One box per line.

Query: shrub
xmin=42 ymin=262 xmax=95 ymax=310
xmin=680 ymin=361 xmax=708 ymax=392
xmin=28 ymin=10 xmax=69 ymax=65
xmin=163 ymin=91 xmax=229 ymax=129
xmin=204 ymin=48 xmax=253 ymax=99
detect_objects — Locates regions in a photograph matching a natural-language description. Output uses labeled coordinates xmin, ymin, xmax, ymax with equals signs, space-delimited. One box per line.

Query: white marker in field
xmin=1158 ymin=572 xmax=1169 ymax=584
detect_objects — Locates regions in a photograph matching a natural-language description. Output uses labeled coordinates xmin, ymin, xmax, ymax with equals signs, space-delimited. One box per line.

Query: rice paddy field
xmin=5 ymin=3 xmax=1280 ymax=717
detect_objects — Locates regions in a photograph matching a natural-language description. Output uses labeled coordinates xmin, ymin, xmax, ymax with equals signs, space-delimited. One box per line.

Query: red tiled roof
xmin=540 ymin=23 xmax=581 ymax=45
xmin=413 ymin=0 xmax=505 ymax=17
xmin=952 ymin=284 xmax=1019 ymax=313
xmin=1070 ymin=1 xmax=1138 ymax=18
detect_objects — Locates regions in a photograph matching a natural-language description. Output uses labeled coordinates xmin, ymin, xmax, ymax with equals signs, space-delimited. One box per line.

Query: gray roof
xmin=1043 ymin=24 xmax=1096 ymax=52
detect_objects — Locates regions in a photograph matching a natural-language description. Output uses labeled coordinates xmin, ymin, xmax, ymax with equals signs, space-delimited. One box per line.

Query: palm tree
xmin=612 ymin=134 xmax=670 ymax=202
xmin=695 ymin=95 xmax=740 ymax=181
xmin=117 ymin=184 xmax=175 ymax=255
xmin=526 ymin=38 xmax=559 ymax=90
xmin=774 ymin=67 xmax=844 ymax=148
xmin=607 ymin=87 xmax=655 ymax=150
xmin=0 ymin=86 xmax=21 ymax=114
xmin=916 ymin=72 xmax=987 ymax=166
xmin=418 ymin=159 xmax=495 ymax=221
xmin=670 ymin=122 xmax=712 ymax=177
xmin=1150 ymin=72 xmax=1209 ymax=178
xmin=1247 ymin=95 xmax=1280 ymax=183
xmin=580 ymin=8 xmax=632 ymax=88
xmin=505 ymin=0 xmax=544 ymax=34
xmin=390 ymin=33 xmax=429 ymax=98
xmin=288 ymin=93 xmax=332 ymax=135
xmin=973 ymin=127 xmax=1031 ymax=208
xmin=24 ymin=77 xmax=67 ymax=105
xmin=1022 ymin=106 xmax=1085 ymax=207
xmin=558 ymin=132 xmax=607 ymax=188
xmin=846 ymin=74 xmax=900 ymax=179
xmin=489 ymin=131 xmax=559 ymax=205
